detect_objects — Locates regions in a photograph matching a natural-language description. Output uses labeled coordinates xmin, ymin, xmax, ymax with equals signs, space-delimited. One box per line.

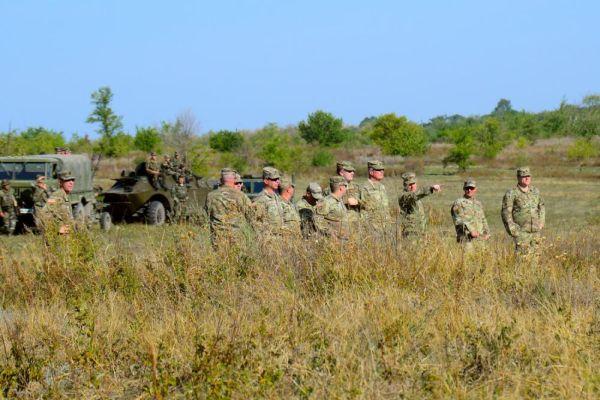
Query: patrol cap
xmin=35 ymin=175 xmax=46 ymax=183
xmin=1 ymin=179 xmax=10 ymax=187
xmin=262 ymin=166 xmax=281 ymax=180
xmin=336 ymin=160 xmax=355 ymax=172
xmin=329 ymin=175 xmax=348 ymax=189
xmin=234 ymin=173 xmax=243 ymax=183
xmin=279 ymin=175 xmax=295 ymax=190
xmin=150 ymin=151 xmax=156 ymax=156
xmin=402 ymin=171 xmax=417 ymax=185
xmin=463 ymin=178 xmax=477 ymax=189
xmin=58 ymin=171 xmax=75 ymax=181
xmin=307 ymin=182 xmax=323 ymax=200
xmin=517 ymin=166 xmax=531 ymax=177
xmin=220 ymin=168 xmax=237 ymax=180
xmin=367 ymin=160 xmax=385 ymax=170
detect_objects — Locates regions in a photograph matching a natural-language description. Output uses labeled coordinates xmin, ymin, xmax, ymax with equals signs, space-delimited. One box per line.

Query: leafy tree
xmin=369 ymin=113 xmax=428 ymax=156
xmin=311 ymin=149 xmax=334 ymax=167
xmin=582 ymin=94 xmax=600 ymax=108
xmin=134 ymin=127 xmax=162 ymax=153
xmin=492 ymin=98 xmax=514 ymax=116
xmin=443 ymin=128 xmax=475 ymax=171
xmin=68 ymin=134 xmax=95 ymax=154
xmin=255 ymin=123 xmax=309 ymax=172
xmin=19 ymin=127 xmax=66 ymax=154
xmin=298 ymin=110 xmax=346 ymax=146
xmin=110 ymin=132 xmax=134 ymax=157
xmin=209 ymin=130 xmax=244 ymax=152
xmin=160 ymin=110 xmax=200 ymax=153
xmin=86 ymin=86 xmax=124 ymax=156
xmin=474 ymin=117 xmax=512 ymax=158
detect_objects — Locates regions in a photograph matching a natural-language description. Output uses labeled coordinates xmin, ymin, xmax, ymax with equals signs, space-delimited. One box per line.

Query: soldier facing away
xmin=451 ymin=178 xmax=490 ymax=250
xmin=279 ymin=176 xmax=301 ymax=235
xmin=397 ymin=172 xmax=441 ymax=238
xmin=315 ymin=176 xmax=350 ymax=240
xmin=38 ymin=171 xmax=77 ymax=235
xmin=359 ymin=160 xmax=390 ymax=236
xmin=170 ymin=174 xmax=189 ymax=223
xmin=205 ymin=168 xmax=254 ymax=245
xmin=296 ymin=182 xmax=323 ymax=239
xmin=0 ymin=180 xmax=18 ymax=235
xmin=252 ymin=167 xmax=285 ymax=235
xmin=501 ymin=167 xmax=545 ymax=255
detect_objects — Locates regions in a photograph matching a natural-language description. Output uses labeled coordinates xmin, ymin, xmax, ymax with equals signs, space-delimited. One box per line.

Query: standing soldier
xmin=315 ymin=176 xmax=350 ymax=240
xmin=205 ymin=168 xmax=254 ymax=245
xmin=0 ymin=180 xmax=18 ymax=235
xmin=296 ymin=182 xmax=323 ymax=238
xmin=38 ymin=171 xmax=76 ymax=235
xmin=328 ymin=161 xmax=360 ymax=223
xmin=160 ymin=155 xmax=176 ymax=184
xmin=170 ymin=174 xmax=189 ymax=223
xmin=501 ymin=167 xmax=545 ymax=255
xmin=398 ymin=172 xmax=441 ymax=238
xmin=32 ymin=175 xmax=51 ymax=213
xmin=252 ymin=167 xmax=284 ymax=235
xmin=145 ymin=152 xmax=161 ymax=190
xmin=451 ymin=178 xmax=490 ymax=251
xmin=359 ymin=160 xmax=389 ymax=236
xmin=279 ymin=176 xmax=301 ymax=235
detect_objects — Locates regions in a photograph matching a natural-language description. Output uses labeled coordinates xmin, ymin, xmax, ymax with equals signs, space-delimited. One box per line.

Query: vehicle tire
xmin=100 ymin=212 xmax=112 ymax=231
xmin=146 ymin=200 xmax=166 ymax=225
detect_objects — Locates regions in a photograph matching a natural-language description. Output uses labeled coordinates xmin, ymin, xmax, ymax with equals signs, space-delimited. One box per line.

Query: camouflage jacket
xmin=32 ymin=186 xmax=50 ymax=210
xmin=281 ymin=198 xmax=301 ymax=235
xmin=398 ymin=186 xmax=435 ymax=235
xmin=252 ymin=189 xmax=284 ymax=234
xmin=0 ymin=188 xmax=17 ymax=212
xmin=296 ymin=197 xmax=318 ymax=238
xmin=501 ymin=185 xmax=545 ymax=235
xmin=205 ymin=186 xmax=253 ymax=232
xmin=324 ymin=180 xmax=360 ymax=222
xmin=146 ymin=159 xmax=161 ymax=174
xmin=161 ymin=161 xmax=176 ymax=176
xmin=451 ymin=196 xmax=490 ymax=241
xmin=171 ymin=184 xmax=188 ymax=203
xmin=315 ymin=194 xmax=349 ymax=239
xmin=359 ymin=179 xmax=389 ymax=224
xmin=38 ymin=188 xmax=74 ymax=229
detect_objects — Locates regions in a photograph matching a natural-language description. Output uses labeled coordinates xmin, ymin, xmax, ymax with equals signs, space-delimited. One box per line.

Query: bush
xmin=566 ymin=138 xmax=600 ymax=162
xmin=443 ymin=128 xmax=475 ymax=171
xmin=254 ymin=123 xmax=309 ymax=172
xmin=311 ymin=149 xmax=334 ymax=167
xmin=209 ymin=130 xmax=244 ymax=152
xmin=475 ymin=117 xmax=512 ymax=159
xmin=369 ymin=113 xmax=428 ymax=156
xmin=134 ymin=127 xmax=162 ymax=153
xmin=298 ymin=111 xmax=347 ymax=146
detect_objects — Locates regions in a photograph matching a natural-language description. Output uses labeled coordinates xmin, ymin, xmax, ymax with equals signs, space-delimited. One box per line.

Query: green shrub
xmin=134 ymin=127 xmax=162 ymax=153
xmin=369 ymin=113 xmax=428 ymax=156
xmin=298 ymin=111 xmax=347 ymax=146
xmin=567 ymin=138 xmax=600 ymax=162
xmin=311 ymin=149 xmax=334 ymax=167
xmin=209 ymin=130 xmax=244 ymax=152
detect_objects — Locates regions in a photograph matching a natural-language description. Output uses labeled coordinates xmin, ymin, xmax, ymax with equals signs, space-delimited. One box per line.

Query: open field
xmin=1 ymin=167 xmax=599 ymax=398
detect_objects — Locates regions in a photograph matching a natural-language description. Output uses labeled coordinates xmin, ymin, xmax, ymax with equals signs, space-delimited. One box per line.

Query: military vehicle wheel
xmin=100 ymin=212 xmax=112 ymax=231
xmin=146 ymin=200 xmax=166 ymax=225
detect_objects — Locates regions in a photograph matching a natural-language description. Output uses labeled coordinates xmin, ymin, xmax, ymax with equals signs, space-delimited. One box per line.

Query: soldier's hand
xmin=470 ymin=230 xmax=480 ymax=238
xmin=432 ymin=184 xmax=441 ymax=192
xmin=347 ymin=197 xmax=358 ymax=206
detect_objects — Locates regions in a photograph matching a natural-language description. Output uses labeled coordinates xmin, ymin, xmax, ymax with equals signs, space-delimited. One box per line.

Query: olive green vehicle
xmin=101 ymin=164 xmax=263 ymax=226
xmin=0 ymin=154 xmax=102 ymax=232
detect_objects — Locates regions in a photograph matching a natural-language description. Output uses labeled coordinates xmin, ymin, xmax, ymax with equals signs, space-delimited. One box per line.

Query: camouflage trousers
xmin=513 ymin=231 xmax=542 ymax=255
xmin=0 ymin=211 xmax=17 ymax=235
xmin=172 ymin=202 xmax=188 ymax=223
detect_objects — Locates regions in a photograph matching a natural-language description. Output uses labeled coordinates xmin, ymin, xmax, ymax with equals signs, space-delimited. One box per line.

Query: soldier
xmin=161 ymin=155 xmax=176 ymax=179
xmin=326 ymin=161 xmax=360 ymax=223
xmin=279 ymin=176 xmax=301 ymax=235
xmin=296 ymin=182 xmax=323 ymax=238
xmin=398 ymin=172 xmax=441 ymax=238
xmin=0 ymin=180 xmax=18 ymax=235
xmin=252 ymin=167 xmax=284 ymax=235
xmin=205 ymin=168 xmax=254 ymax=245
xmin=451 ymin=178 xmax=490 ymax=250
xmin=359 ymin=160 xmax=389 ymax=236
xmin=234 ymin=173 xmax=244 ymax=191
xmin=32 ymin=175 xmax=51 ymax=214
xmin=145 ymin=152 xmax=161 ymax=190
xmin=170 ymin=174 xmax=189 ymax=223
xmin=315 ymin=176 xmax=350 ymax=240
xmin=501 ymin=167 xmax=545 ymax=255
xmin=38 ymin=171 xmax=76 ymax=235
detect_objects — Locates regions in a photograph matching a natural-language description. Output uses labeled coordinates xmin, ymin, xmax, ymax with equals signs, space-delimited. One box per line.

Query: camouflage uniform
xmin=32 ymin=185 xmax=50 ymax=212
xmin=315 ymin=177 xmax=349 ymax=240
xmin=279 ymin=176 xmax=301 ymax=235
xmin=252 ymin=167 xmax=285 ymax=235
xmin=170 ymin=182 xmax=189 ymax=222
xmin=501 ymin=167 xmax=545 ymax=254
xmin=38 ymin=187 xmax=74 ymax=234
xmin=205 ymin=184 xmax=254 ymax=244
xmin=359 ymin=161 xmax=389 ymax=235
xmin=451 ymin=181 xmax=490 ymax=250
xmin=296 ymin=182 xmax=323 ymax=238
xmin=324 ymin=161 xmax=361 ymax=224
xmin=145 ymin=153 xmax=161 ymax=190
xmin=0 ymin=181 xmax=18 ymax=235
xmin=398 ymin=173 xmax=437 ymax=238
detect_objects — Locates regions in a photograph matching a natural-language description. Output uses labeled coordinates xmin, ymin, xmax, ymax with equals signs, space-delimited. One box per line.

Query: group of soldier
xmin=145 ymin=151 xmax=192 ymax=191
xmin=201 ymin=160 xmax=545 ymax=255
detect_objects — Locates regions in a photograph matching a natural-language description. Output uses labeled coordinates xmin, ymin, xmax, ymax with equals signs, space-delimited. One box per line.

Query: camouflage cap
xmin=279 ymin=175 xmax=295 ymax=190
xmin=150 ymin=151 xmax=156 ymax=156
xmin=517 ymin=166 xmax=531 ymax=177
xmin=58 ymin=171 xmax=75 ymax=181
xmin=220 ymin=168 xmax=237 ymax=180
xmin=402 ymin=171 xmax=417 ymax=185
xmin=1 ymin=179 xmax=10 ymax=187
xmin=329 ymin=175 xmax=348 ymax=187
xmin=463 ymin=178 xmax=477 ymax=189
xmin=262 ymin=166 xmax=281 ymax=180
xmin=367 ymin=160 xmax=385 ymax=170
xmin=35 ymin=175 xmax=46 ymax=183
xmin=307 ymin=182 xmax=323 ymax=200
xmin=336 ymin=160 xmax=355 ymax=172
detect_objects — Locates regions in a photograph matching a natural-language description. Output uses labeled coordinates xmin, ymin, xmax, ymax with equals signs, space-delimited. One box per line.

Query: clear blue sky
xmin=1 ymin=0 xmax=598 ymax=137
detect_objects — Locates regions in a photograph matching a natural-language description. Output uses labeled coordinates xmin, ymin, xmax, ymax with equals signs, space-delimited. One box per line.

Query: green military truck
xmin=0 ymin=154 xmax=101 ymax=232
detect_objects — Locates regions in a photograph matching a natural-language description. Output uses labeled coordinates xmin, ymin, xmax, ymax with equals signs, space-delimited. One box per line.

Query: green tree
xmin=369 ymin=113 xmax=428 ymax=156
xmin=19 ymin=127 xmax=66 ymax=154
xmin=86 ymin=86 xmax=125 ymax=156
xmin=68 ymin=134 xmax=95 ymax=154
xmin=208 ymin=130 xmax=244 ymax=152
xmin=134 ymin=127 xmax=162 ymax=153
xmin=298 ymin=110 xmax=346 ymax=146
xmin=443 ymin=128 xmax=475 ymax=171
xmin=110 ymin=132 xmax=134 ymax=157
xmin=254 ymin=123 xmax=309 ymax=172
xmin=492 ymin=98 xmax=514 ymax=116
xmin=474 ymin=117 xmax=512 ymax=158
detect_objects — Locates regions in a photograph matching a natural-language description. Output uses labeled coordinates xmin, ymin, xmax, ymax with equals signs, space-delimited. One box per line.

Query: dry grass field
xmin=1 ymin=161 xmax=598 ymax=399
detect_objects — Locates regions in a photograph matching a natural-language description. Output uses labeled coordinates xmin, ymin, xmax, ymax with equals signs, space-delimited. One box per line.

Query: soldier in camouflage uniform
xmin=205 ymin=168 xmax=254 ymax=245
xmin=501 ymin=167 xmax=545 ymax=255
xmin=38 ymin=171 xmax=76 ymax=235
xmin=398 ymin=172 xmax=441 ymax=238
xmin=252 ymin=167 xmax=285 ymax=235
xmin=160 ymin=155 xmax=176 ymax=187
xmin=451 ymin=178 xmax=490 ymax=250
xmin=170 ymin=174 xmax=189 ymax=223
xmin=359 ymin=160 xmax=390 ymax=236
xmin=324 ymin=161 xmax=360 ymax=223
xmin=145 ymin=152 xmax=161 ymax=190
xmin=32 ymin=175 xmax=51 ymax=220
xmin=296 ymin=182 xmax=323 ymax=239
xmin=315 ymin=176 xmax=350 ymax=240
xmin=279 ymin=176 xmax=301 ymax=235
xmin=0 ymin=180 xmax=18 ymax=235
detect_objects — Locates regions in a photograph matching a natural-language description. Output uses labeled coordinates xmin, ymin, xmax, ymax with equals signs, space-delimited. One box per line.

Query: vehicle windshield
xmin=0 ymin=162 xmax=49 ymax=180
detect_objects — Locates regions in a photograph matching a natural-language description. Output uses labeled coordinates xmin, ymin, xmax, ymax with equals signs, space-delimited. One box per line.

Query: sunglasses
xmin=267 ymin=177 xmax=280 ymax=181
xmin=464 ymin=187 xmax=476 ymax=191
xmin=235 ymin=182 xmax=243 ymax=185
